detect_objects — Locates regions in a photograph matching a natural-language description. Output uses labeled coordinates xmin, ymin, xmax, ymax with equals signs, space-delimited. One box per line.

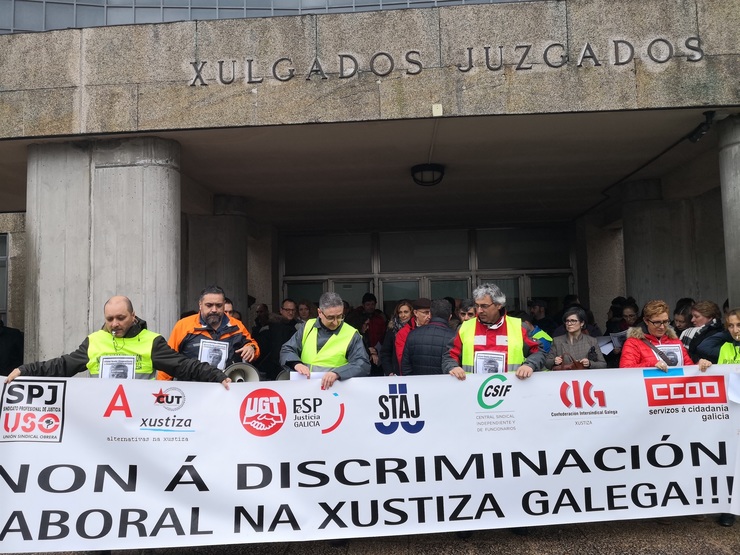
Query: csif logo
xmin=240 ymin=388 xmax=286 ymax=437
xmin=560 ymin=380 xmax=606 ymax=408
xmin=645 ymin=375 xmax=726 ymax=407
xmin=375 ymin=383 xmax=424 ymax=435
xmin=478 ymin=374 xmax=512 ymax=409
xmin=152 ymin=387 xmax=186 ymax=411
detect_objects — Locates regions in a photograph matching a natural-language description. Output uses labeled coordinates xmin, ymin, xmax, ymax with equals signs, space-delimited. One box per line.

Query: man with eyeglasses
xmin=255 ymin=299 xmax=302 ymax=380
xmin=443 ymin=283 xmax=545 ymax=380
xmin=280 ymin=292 xmax=370 ymax=389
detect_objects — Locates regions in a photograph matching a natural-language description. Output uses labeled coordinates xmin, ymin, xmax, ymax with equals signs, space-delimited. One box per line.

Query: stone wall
xmin=0 ymin=0 xmax=738 ymax=139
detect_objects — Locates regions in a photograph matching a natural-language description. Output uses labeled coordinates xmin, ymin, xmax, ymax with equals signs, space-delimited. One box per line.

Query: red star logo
xmin=152 ymin=389 xmax=167 ymax=404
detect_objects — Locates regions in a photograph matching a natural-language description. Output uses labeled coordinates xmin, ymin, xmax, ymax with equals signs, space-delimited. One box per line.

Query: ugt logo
xmin=240 ymin=388 xmax=286 ymax=437
xmin=375 ymin=383 xmax=424 ymax=435
xmin=560 ymin=380 xmax=606 ymax=408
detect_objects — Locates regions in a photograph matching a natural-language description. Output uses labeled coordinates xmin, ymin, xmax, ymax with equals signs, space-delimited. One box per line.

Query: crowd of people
xmin=3 ymin=283 xmax=739 ymax=526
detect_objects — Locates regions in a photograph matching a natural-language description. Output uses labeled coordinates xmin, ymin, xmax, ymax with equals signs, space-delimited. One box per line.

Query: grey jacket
xmin=279 ymin=319 xmax=370 ymax=380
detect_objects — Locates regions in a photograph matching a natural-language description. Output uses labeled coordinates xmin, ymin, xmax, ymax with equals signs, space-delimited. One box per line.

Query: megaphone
xmin=275 ymin=369 xmax=291 ymax=381
xmin=225 ymin=362 xmax=261 ymax=383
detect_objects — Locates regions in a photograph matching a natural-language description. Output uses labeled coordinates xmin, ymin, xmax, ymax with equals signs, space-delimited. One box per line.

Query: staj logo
xmin=240 ymin=388 xmax=286 ymax=437
xmin=375 ymin=383 xmax=424 ymax=435
xmin=645 ymin=375 xmax=726 ymax=407
xmin=560 ymin=380 xmax=606 ymax=409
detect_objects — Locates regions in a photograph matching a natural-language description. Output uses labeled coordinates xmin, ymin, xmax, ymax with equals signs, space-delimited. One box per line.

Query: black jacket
xmin=401 ymin=317 xmax=456 ymax=376
xmin=0 ymin=321 xmax=24 ymax=375
xmin=19 ymin=318 xmax=227 ymax=382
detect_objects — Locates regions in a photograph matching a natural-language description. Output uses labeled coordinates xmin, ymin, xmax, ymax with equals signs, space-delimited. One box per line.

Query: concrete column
xmin=185 ymin=195 xmax=249 ymax=314
xmin=26 ymin=138 xmax=181 ymax=359
xmin=621 ymin=179 xmax=696 ymax=307
xmin=719 ymin=116 xmax=740 ymax=308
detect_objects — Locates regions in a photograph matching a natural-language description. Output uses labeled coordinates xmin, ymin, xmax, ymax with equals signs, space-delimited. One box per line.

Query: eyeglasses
xmin=281 ymin=306 xmax=296 ymax=312
xmin=475 ymin=303 xmax=495 ymax=310
xmin=647 ymin=319 xmax=670 ymax=327
xmin=564 ymin=319 xmax=580 ymax=324
xmin=321 ymin=313 xmax=344 ymax=323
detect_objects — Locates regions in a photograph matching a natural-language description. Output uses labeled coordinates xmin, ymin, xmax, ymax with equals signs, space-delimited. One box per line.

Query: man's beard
xmin=205 ymin=313 xmax=221 ymax=327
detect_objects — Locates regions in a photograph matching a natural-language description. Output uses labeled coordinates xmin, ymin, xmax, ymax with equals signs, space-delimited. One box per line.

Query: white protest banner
xmin=1 ymin=365 xmax=739 ymax=553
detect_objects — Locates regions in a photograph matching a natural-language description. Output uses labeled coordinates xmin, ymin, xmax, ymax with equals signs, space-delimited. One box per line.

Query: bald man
xmin=4 ymin=296 xmax=230 ymax=388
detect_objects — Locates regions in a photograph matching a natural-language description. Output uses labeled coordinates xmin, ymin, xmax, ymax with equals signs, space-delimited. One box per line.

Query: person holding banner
xmin=545 ymin=306 xmax=606 ymax=370
xmin=3 ymin=296 xmax=231 ymax=387
xmin=443 ymin=283 xmax=544 ymax=380
xmin=716 ymin=308 xmax=740 ymax=365
xmin=280 ymin=291 xmax=370 ymax=390
xmin=157 ymin=285 xmax=259 ymax=380
xmin=619 ymin=300 xmax=697 ymax=370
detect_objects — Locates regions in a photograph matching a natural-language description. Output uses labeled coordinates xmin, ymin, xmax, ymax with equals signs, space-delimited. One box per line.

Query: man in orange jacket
xmin=158 ymin=285 xmax=259 ymax=380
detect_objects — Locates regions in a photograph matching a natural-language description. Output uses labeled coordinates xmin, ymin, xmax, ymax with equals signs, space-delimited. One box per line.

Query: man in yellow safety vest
xmin=280 ymin=292 xmax=370 ymax=389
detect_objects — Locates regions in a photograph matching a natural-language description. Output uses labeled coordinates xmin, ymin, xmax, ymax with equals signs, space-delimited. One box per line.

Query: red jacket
xmin=394 ymin=319 xmax=417 ymax=372
xmin=619 ymin=326 xmax=692 ymax=368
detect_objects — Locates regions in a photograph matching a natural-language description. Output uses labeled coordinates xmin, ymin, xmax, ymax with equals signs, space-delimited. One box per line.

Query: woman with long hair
xmin=379 ymin=300 xmax=414 ymax=376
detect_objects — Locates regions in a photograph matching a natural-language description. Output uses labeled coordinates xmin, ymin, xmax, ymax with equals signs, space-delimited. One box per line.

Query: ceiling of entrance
xmin=0 ymin=108 xmax=732 ymax=231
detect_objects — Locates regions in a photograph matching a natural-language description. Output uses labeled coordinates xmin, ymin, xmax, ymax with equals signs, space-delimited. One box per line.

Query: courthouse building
xmin=0 ymin=0 xmax=739 ymax=360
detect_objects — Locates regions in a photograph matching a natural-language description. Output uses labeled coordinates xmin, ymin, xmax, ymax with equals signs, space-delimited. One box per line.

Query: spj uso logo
xmin=240 ymin=388 xmax=286 ymax=437
xmin=375 ymin=383 xmax=424 ymax=435
xmin=0 ymin=380 xmax=66 ymax=443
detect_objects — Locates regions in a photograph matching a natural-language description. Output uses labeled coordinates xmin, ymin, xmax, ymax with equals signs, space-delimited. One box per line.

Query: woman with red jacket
xmin=619 ymin=300 xmax=698 ymax=370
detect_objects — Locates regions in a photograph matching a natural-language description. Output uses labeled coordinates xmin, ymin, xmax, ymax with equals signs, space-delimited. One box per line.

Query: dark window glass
xmin=285 ymin=234 xmax=372 ymax=275
xmin=163 ymin=6 xmax=188 ymax=19
xmin=192 ymin=0 xmax=217 ymax=7
xmin=108 ymin=0 xmax=133 ymax=5
xmin=191 ymin=7 xmax=218 ymax=17
xmin=135 ymin=6 xmax=162 ymax=21
xmin=219 ymin=0 xmax=244 ymax=7
xmin=46 ymin=3 xmax=76 ymax=29
xmin=135 ymin=0 xmax=161 ymax=6
xmin=477 ymin=228 xmax=571 ymax=270
xmin=219 ymin=8 xmax=245 ymax=17
xmin=107 ymin=6 xmax=135 ymax=23
xmin=15 ymin=0 xmax=45 ymax=31
xmin=0 ymin=0 xmax=13 ymax=28
xmin=76 ymin=4 xmax=105 ymax=26
xmin=380 ymin=230 xmax=468 ymax=272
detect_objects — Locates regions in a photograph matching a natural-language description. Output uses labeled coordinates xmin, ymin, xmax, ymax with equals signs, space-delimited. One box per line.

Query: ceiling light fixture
xmin=411 ymin=163 xmax=445 ymax=187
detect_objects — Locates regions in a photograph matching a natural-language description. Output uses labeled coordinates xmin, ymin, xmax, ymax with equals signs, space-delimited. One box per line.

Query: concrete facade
xmin=0 ymin=1 xmax=738 ymax=138
xmin=24 ymin=139 xmax=181 ymax=359
xmin=719 ymin=116 xmax=740 ymax=307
